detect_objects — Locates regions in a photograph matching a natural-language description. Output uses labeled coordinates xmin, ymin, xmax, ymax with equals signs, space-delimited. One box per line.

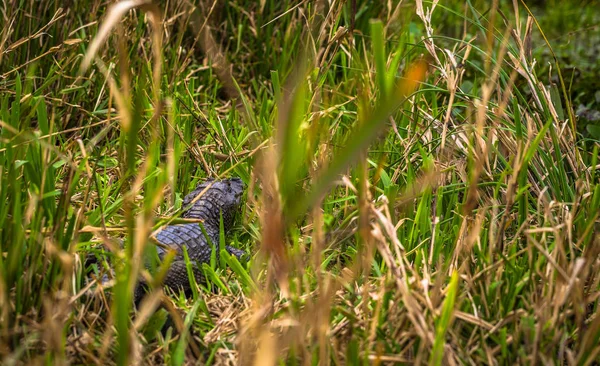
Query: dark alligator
xmin=88 ymin=177 xmax=246 ymax=302
xmin=136 ymin=177 xmax=246 ymax=300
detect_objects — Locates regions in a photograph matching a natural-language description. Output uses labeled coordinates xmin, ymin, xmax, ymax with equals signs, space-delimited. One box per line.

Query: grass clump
xmin=0 ymin=0 xmax=599 ymax=364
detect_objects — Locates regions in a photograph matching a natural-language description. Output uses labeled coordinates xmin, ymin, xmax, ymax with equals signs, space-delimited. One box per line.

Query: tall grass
xmin=0 ymin=0 xmax=598 ymax=364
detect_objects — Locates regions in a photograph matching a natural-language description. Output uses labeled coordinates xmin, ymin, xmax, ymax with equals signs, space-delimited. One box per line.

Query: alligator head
xmin=181 ymin=177 xmax=244 ymax=231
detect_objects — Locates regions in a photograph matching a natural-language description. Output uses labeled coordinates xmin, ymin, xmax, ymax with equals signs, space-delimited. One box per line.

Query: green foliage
xmin=0 ymin=0 xmax=598 ymax=364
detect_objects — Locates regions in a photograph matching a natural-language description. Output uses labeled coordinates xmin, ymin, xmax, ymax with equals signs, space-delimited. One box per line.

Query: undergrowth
xmin=0 ymin=0 xmax=599 ymax=364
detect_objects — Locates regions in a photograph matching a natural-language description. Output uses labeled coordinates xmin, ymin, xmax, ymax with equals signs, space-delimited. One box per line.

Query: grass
xmin=1 ymin=0 xmax=599 ymax=364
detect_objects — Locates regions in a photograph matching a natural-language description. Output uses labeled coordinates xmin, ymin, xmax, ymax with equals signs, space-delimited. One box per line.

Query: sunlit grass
xmin=0 ymin=0 xmax=599 ymax=364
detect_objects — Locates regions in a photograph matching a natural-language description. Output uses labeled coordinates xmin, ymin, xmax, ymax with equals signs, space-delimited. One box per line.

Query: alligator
xmin=89 ymin=177 xmax=247 ymax=302
xmin=137 ymin=177 xmax=246 ymax=300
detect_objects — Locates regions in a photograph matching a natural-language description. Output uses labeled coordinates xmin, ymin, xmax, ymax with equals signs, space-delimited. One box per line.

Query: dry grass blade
xmin=79 ymin=0 xmax=163 ymax=135
xmin=80 ymin=0 xmax=162 ymax=75
xmin=290 ymin=60 xmax=428 ymax=220
xmin=187 ymin=3 xmax=255 ymax=128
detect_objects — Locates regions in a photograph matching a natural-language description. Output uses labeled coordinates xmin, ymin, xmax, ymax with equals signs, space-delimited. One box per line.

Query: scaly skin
xmin=134 ymin=177 xmax=245 ymax=301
